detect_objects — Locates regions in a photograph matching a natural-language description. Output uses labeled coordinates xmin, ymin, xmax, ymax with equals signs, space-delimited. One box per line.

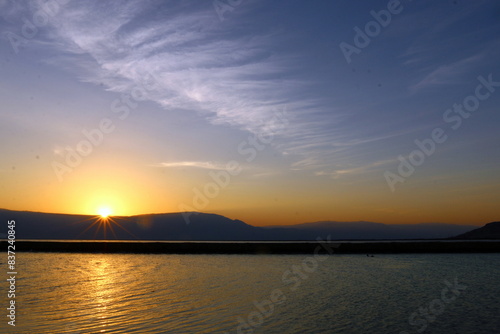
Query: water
xmin=1 ymin=252 xmax=499 ymax=333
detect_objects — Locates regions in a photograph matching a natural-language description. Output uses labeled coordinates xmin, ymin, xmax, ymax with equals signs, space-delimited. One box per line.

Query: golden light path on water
xmin=11 ymin=253 xmax=190 ymax=333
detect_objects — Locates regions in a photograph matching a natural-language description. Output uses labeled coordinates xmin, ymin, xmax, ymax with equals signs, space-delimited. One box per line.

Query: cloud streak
xmin=154 ymin=161 xmax=228 ymax=170
xmin=409 ymin=53 xmax=485 ymax=93
xmin=315 ymin=159 xmax=397 ymax=179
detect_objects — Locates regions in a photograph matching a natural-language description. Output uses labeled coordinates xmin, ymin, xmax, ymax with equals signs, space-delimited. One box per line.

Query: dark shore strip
xmin=3 ymin=240 xmax=500 ymax=254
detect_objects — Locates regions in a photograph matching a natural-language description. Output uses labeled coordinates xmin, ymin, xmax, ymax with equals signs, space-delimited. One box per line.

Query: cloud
xmin=314 ymin=159 xmax=397 ymax=179
xmin=409 ymin=54 xmax=484 ymax=93
xmin=32 ymin=1 xmax=302 ymax=131
xmin=154 ymin=161 xmax=228 ymax=170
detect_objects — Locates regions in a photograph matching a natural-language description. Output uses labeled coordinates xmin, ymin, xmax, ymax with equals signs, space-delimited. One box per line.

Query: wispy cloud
xmin=314 ymin=159 xmax=397 ymax=179
xmin=33 ymin=1 xmax=304 ymax=129
xmin=154 ymin=161 xmax=228 ymax=170
xmin=409 ymin=53 xmax=484 ymax=93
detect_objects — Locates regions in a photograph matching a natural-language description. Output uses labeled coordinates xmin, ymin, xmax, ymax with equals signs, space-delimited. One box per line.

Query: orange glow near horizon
xmin=2 ymin=153 xmax=498 ymax=226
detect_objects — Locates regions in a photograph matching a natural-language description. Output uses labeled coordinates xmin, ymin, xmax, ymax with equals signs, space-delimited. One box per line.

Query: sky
xmin=1 ymin=0 xmax=499 ymax=226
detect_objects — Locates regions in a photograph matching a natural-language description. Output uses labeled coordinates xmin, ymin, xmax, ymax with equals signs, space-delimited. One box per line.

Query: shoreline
xmin=3 ymin=240 xmax=500 ymax=254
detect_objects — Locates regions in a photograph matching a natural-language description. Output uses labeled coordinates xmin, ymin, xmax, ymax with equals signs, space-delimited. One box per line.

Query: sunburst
xmin=75 ymin=211 xmax=136 ymax=240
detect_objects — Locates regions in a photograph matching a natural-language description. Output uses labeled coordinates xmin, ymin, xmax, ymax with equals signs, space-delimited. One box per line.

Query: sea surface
xmin=1 ymin=251 xmax=499 ymax=333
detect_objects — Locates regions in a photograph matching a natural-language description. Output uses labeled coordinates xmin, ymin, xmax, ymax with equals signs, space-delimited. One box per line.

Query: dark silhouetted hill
xmin=0 ymin=209 xmax=478 ymax=241
xmin=451 ymin=222 xmax=500 ymax=240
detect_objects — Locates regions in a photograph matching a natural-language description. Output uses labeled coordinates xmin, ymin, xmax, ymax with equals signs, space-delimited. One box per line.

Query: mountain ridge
xmin=0 ymin=209 xmax=487 ymax=241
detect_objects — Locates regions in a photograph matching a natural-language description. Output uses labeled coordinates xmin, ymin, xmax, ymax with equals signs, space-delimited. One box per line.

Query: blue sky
xmin=1 ymin=0 xmax=499 ymax=225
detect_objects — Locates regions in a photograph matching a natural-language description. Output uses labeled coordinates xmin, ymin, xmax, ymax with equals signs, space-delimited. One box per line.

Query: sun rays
xmin=75 ymin=214 xmax=137 ymax=240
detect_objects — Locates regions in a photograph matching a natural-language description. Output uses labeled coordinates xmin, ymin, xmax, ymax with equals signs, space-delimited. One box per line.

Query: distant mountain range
xmin=1 ymin=209 xmax=490 ymax=241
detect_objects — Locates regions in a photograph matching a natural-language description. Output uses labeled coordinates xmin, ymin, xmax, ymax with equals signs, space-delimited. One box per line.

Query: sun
xmin=97 ymin=207 xmax=113 ymax=218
